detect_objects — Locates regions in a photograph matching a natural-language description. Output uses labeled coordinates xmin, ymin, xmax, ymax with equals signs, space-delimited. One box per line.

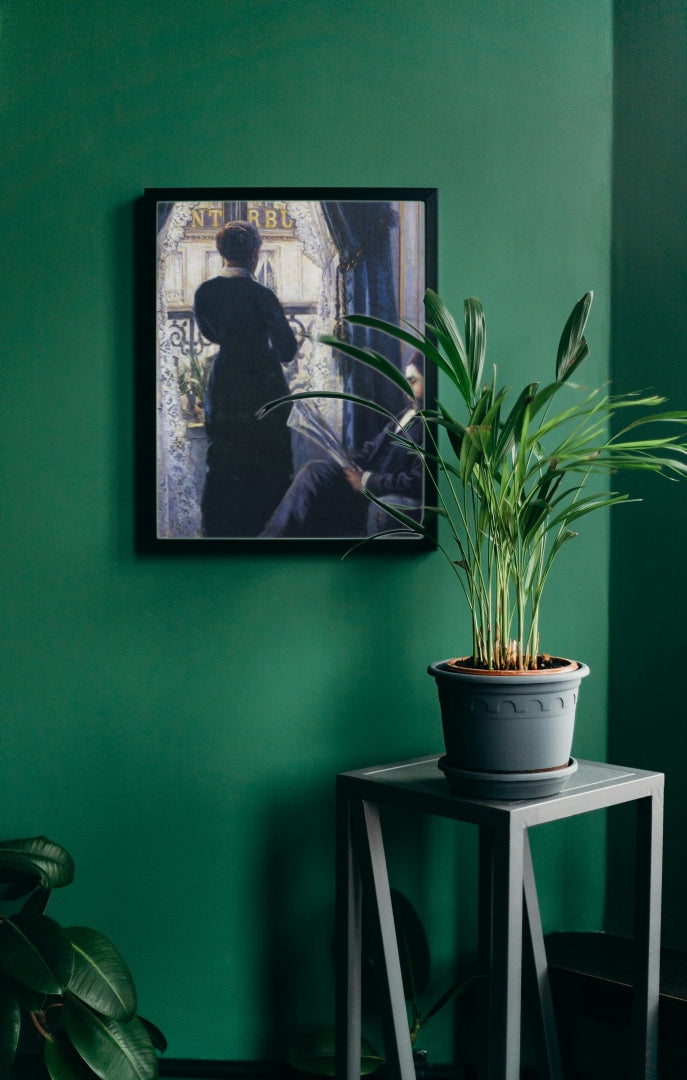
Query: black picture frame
xmin=138 ymin=187 xmax=437 ymax=552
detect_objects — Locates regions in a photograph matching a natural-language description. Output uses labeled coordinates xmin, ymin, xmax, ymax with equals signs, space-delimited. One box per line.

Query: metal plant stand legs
xmin=335 ymin=757 xmax=663 ymax=1080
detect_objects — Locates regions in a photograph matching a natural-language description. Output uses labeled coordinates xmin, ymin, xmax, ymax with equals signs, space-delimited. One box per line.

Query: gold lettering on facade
xmin=247 ymin=208 xmax=260 ymax=226
xmin=192 ymin=209 xmax=205 ymax=228
xmin=264 ymin=209 xmax=278 ymax=228
xmin=280 ymin=208 xmax=293 ymax=228
xmin=207 ymin=208 xmax=222 ymax=227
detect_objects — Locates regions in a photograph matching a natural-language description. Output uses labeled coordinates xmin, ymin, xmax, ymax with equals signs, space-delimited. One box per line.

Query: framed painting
xmin=141 ymin=187 xmax=437 ymax=550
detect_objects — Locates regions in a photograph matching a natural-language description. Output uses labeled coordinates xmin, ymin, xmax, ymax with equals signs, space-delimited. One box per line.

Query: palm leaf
xmin=423 ymin=289 xmax=473 ymax=403
xmin=527 ymin=379 xmax=566 ymax=421
xmin=317 ymin=335 xmax=413 ymax=397
xmin=435 ymin=404 xmax=468 ymax=460
xmin=606 ymin=435 xmax=687 ymax=451
xmin=424 ymin=289 xmax=468 ymax=364
xmin=495 ymin=383 xmax=538 ymax=461
xmin=257 ymin=389 xmax=400 ymax=426
xmin=343 ymin=314 xmax=450 ymax=379
xmin=556 ymin=292 xmax=593 ymax=382
xmin=464 ymin=296 xmax=486 ymax=392
xmin=519 ymin=498 xmax=555 ymax=543
xmin=397 ymin=316 xmax=471 ymax=391
xmin=460 ymin=388 xmax=494 ymax=484
xmin=547 ymin=493 xmax=632 ymax=532
xmin=476 ymin=385 xmax=509 ymax=453
xmin=357 ymin=492 xmax=431 ymax=545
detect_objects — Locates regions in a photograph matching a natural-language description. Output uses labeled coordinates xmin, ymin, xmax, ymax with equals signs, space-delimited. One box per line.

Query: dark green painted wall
xmin=2 ymin=0 xmax=615 ymax=1061
xmin=608 ymin=0 xmax=687 ymax=949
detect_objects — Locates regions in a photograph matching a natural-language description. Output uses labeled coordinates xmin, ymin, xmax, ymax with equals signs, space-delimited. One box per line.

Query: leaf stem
xmin=30 ymin=1009 xmax=56 ymax=1043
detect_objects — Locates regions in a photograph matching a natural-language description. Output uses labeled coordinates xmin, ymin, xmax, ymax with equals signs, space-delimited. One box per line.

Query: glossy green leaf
xmin=0 ymin=838 xmax=74 ymax=892
xmin=14 ymin=980 xmax=46 ymax=1016
xmin=0 ymin=876 xmax=41 ymax=903
xmin=45 ymin=1036 xmax=102 ymax=1080
xmin=67 ymin=928 xmax=137 ymax=1022
xmin=0 ymin=980 xmax=21 ymax=1077
xmin=138 ymin=1018 xmax=167 ymax=1056
xmin=0 ymin=913 xmax=73 ymax=994
xmin=287 ymin=1030 xmax=382 ymax=1077
xmin=63 ymin=999 xmax=157 ymax=1080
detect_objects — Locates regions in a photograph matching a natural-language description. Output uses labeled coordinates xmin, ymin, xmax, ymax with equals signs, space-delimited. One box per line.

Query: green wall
xmin=2 ymin=0 xmax=613 ymax=1062
xmin=608 ymin=0 xmax=687 ymax=950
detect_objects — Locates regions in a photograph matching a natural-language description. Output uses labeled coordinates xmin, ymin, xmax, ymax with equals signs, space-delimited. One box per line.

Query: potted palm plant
xmin=0 ymin=836 xmax=165 ymax=1079
xmin=261 ymin=289 xmax=687 ymax=796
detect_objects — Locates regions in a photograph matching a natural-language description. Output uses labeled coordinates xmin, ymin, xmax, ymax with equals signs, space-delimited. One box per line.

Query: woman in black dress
xmin=194 ymin=220 xmax=298 ymax=537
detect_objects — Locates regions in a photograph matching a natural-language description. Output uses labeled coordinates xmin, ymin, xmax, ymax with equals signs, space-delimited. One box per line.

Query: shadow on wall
xmin=258 ymin=784 xmax=439 ymax=1062
xmin=258 ymin=775 xmax=489 ymax=1069
xmin=259 ymin=782 xmax=337 ymax=1057
xmin=607 ymin=0 xmax=687 ymax=950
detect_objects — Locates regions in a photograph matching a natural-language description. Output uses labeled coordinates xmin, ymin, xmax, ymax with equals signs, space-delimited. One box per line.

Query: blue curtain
xmin=157 ymin=201 xmax=174 ymax=234
xmin=322 ymin=202 xmax=405 ymax=449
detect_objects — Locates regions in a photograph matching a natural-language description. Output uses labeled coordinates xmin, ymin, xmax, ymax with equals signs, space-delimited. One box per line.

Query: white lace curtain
xmin=156 ymin=201 xmax=342 ymax=539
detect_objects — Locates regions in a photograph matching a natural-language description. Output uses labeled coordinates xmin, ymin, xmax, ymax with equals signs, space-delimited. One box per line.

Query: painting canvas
xmin=146 ymin=188 xmax=437 ymax=547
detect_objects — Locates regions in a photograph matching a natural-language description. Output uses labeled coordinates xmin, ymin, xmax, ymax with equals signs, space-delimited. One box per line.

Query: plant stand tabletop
xmin=335 ymin=757 xmax=663 ymax=1080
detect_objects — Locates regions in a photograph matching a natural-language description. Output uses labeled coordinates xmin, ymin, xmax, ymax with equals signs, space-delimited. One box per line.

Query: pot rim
xmin=428 ymin=657 xmax=590 ymax=683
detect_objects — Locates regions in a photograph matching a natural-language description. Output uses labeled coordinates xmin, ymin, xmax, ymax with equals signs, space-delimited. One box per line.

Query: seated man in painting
xmin=260 ymin=354 xmax=425 ymax=538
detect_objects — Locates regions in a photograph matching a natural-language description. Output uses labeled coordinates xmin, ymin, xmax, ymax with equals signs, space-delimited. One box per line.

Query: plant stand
xmin=335 ymin=757 xmax=663 ymax=1080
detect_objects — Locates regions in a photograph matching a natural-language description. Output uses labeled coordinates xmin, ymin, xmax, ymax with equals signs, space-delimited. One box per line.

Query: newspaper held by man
xmin=286 ymin=399 xmax=356 ymax=470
